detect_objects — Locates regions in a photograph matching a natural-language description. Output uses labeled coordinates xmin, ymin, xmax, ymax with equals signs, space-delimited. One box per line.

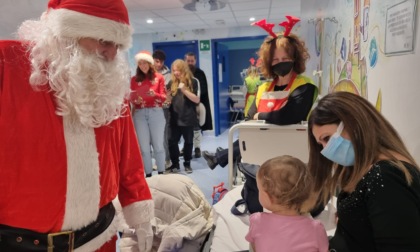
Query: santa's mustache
xmin=18 ymin=11 xmax=131 ymax=128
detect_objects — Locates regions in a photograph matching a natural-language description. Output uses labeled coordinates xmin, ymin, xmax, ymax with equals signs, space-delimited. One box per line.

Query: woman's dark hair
xmin=307 ymin=91 xmax=418 ymax=204
xmin=135 ymin=62 xmax=156 ymax=82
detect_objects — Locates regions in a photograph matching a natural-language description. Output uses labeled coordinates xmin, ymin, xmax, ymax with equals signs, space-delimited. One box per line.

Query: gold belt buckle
xmin=47 ymin=230 xmax=75 ymax=252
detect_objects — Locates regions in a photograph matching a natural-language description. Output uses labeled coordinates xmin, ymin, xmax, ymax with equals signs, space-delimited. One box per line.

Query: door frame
xmin=152 ymin=40 xmax=200 ymax=68
xmin=211 ymin=35 xmax=266 ymax=135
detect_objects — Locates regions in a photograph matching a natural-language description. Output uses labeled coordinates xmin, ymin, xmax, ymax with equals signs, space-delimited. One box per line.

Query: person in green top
xmin=243 ymin=65 xmax=262 ymax=117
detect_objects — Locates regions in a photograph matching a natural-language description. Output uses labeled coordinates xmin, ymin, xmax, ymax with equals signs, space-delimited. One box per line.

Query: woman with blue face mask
xmin=308 ymin=91 xmax=420 ymax=252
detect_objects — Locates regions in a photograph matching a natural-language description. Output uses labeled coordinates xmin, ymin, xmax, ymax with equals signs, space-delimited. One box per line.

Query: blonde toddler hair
xmin=257 ymin=155 xmax=316 ymax=213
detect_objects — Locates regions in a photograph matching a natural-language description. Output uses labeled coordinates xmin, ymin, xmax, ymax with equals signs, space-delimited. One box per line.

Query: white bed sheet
xmin=211 ymin=185 xmax=249 ymax=252
xmin=210 ymin=185 xmax=337 ymax=252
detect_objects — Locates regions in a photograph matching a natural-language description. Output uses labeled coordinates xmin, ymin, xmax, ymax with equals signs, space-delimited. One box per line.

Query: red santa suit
xmin=0 ymin=0 xmax=153 ymax=251
xmin=0 ymin=39 xmax=153 ymax=251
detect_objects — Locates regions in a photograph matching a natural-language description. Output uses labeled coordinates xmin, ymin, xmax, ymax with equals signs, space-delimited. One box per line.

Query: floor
xmin=150 ymin=129 xmax=234 ymax=204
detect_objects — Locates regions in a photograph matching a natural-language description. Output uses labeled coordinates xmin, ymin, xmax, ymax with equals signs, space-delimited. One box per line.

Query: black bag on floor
xmin=231 ymin=162 xmax=263 ymax=215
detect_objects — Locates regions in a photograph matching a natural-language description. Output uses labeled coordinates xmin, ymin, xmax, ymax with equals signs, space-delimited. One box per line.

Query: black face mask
xmin=271 ymin=61 xmax=294 ymax=77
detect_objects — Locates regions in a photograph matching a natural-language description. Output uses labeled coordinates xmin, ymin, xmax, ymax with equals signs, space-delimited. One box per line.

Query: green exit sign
xmin=199 ymin=40 xmax=210 ymax=51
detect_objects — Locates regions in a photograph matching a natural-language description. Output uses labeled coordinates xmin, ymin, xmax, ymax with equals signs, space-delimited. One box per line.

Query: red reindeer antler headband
xmin=252 ymin=15 xmax=300 ymax=38
xmin=279 ymin=16 xmax=300 ymax=36
xmin=251 ymin=19 xmax=277 ymax=38
xmin=249 ymin=57 xmax=262 ymax=67
xmin=249 ymin=58 xmax=256 ymax=66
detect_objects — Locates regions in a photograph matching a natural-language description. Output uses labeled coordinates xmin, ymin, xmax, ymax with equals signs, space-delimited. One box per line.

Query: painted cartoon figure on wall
xmin=311 ymin=0 xmax=374 ymax=102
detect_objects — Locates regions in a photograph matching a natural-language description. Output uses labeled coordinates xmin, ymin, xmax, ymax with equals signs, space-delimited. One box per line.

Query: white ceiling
xmin=0 ymin=0 xmax=301 ymax=39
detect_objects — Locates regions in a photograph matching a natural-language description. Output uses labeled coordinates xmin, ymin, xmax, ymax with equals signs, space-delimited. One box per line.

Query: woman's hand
xmin=178 ymin=82 xmax=186 ymax=92
xmin=147 ymin=89 xmax=155 ymax=96
xmin=134 ymin=96 xmax=143 ymax=104
xmin=162 ymin=101 xmax=170 ymax=109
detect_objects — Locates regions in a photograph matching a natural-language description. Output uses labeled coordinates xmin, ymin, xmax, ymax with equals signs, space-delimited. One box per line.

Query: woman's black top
xmin=330 ymin=160 xmax=420 ymax=252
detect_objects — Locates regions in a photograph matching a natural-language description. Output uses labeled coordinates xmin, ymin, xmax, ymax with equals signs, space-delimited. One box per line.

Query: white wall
xmin=301 ymin=0 xmax=420 ymax=163
xmin=129 ymin=26 xmax=266 ymax=135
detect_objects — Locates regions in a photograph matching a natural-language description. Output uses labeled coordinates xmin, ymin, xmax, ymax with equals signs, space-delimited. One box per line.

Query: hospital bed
xmin=207 ymin=120 xmax=337 ymax=251
xmin=228 ymin=120 xmax=309 ymax=189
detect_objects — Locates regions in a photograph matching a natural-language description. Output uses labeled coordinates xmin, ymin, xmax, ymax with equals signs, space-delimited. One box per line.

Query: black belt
xmin=0 ymin=202 xmax=115 ymax=252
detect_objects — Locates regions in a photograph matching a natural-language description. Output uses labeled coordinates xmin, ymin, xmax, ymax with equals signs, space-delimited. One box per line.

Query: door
xmin=153 ymin=41 xmax=199 ymax=69
xmin=213 ymin=43 xmax=230 ymax=135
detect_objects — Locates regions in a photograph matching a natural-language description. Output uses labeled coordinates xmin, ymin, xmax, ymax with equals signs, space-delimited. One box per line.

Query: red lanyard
xmin=267 ymin=73 xmax=297 ymax=92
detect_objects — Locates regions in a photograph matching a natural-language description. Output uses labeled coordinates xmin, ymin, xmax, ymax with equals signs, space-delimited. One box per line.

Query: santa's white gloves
xmin=135 ymin=222 xmax=153 ymax=252
xmin=121 ymin=200 xmax=155 ymax=252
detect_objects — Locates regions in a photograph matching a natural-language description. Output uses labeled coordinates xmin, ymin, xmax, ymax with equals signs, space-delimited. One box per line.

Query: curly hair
xmin=17 ymin=17 xmax=130 ymax=128
xmin=258 ymin=33 xmax=310 ymax=79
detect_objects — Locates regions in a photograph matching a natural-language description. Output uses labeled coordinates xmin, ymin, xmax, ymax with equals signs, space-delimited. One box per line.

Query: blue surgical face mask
xmin=320 ymin=122 xmax=355 ymax=166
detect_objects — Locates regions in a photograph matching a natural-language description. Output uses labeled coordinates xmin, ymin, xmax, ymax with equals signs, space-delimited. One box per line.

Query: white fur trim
xmin=75 ymin=202 xmax=122 ymax=251
xmin=122 ymin=200 xmax=155 ymax=228
xmin=135 ymin=53 xmax=154 ymax=64
xmin=45 ymin=8 xmax=132 ymax=49
xmin=112 ymin=198 xmax=130 ymax=231
xmin=62 ymin=116 xmax=101 ymax=230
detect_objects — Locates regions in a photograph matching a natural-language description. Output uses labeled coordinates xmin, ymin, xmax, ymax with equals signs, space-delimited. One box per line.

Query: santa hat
xmin=44 ymin=0 xmax=133 ymax=49
xmin=135 ymin=51 xmax=154 ymax=64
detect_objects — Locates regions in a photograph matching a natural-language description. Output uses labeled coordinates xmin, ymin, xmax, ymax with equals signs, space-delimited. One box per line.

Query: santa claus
xmin=0 ymin=0 xmax=154 ymax=251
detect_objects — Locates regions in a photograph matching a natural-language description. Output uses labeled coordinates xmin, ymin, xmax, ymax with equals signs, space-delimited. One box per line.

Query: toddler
xmin=245 ymin=155 xmax=328 ymax=252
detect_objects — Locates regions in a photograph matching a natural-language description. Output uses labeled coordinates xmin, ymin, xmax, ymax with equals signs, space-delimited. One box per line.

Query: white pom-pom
xmin=267 ymin=102 xmax=274 ymax=108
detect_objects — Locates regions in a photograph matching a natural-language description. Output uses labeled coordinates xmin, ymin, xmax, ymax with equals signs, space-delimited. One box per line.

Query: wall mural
xmin=307 ymin=0 xmax=397 ymax=111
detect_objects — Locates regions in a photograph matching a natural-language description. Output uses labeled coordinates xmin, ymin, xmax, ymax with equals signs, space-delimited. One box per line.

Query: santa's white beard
xmin=18 ymin=19 xmax=131 ymax=128
xmin=54 ymin=47 xmax=131 ymax=128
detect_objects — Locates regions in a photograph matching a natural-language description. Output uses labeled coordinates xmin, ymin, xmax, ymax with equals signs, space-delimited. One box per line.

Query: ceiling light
xmin=146 ymin=19 xmax=153 ymax=24
xmin=249 ymin=17 xmax=255 ymax=22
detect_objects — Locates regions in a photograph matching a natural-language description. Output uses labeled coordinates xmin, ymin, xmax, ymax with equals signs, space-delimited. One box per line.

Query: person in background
xmin=202 ymin=17 xmax=317 ymax=170
xmin=166 ymin=59 xmax=200 ymax=174
xmin=308 ymin=91 xmax=420 ymax=252
xmin=243 ymin=65 xmax=262 ymax=117
xmin=153 ymin=49 xmax=172 ymax=169
xmin=0 ymin=0 xmax=153 ymax=251
xmin=246 ymin=155 xmax=328 ymax=252
xmin=185 ymin=52 xmax=213 ymax=158
xmin=153 ymin=49 xmax=171 ymax=84
xmin=130 ymin=51 xmax=166 ymax=177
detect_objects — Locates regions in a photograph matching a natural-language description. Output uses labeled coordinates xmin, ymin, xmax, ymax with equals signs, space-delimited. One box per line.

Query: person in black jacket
xmin=166 ymin=59 xmax=200 ymax=174
xmin=185 ymin=52 xmax=213 ymax=158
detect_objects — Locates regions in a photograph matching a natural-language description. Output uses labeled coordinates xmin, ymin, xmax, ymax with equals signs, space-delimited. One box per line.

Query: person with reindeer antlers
xmin=202 ymin=16 xmax=318 ymax=170
xmin=243 ymin=58 xmax=262 ymax=117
